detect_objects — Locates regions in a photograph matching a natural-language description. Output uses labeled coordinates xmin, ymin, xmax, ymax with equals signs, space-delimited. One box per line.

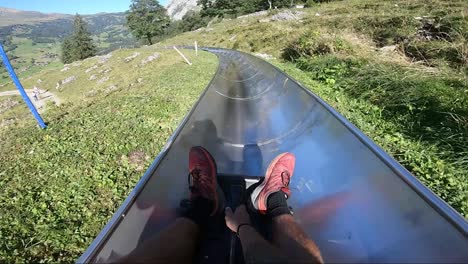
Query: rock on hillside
xmin=166 ymin=0 xmax=199 ymax=20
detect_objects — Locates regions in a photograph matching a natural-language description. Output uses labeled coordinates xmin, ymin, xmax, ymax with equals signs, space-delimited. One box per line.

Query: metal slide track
xmin=78 ymin=48 xmax=468 ymax=263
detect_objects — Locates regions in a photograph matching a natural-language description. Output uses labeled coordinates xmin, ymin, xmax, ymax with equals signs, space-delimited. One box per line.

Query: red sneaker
xmin=189 ymin=146 xmax=218 ymax=216
xmin=250 ymin=152 xmax=295 ymax=214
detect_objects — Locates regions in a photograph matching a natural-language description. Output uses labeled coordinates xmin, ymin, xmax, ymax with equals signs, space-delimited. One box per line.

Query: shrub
xmin=418 ymin=13 xmax=467 ymax=41
xmin=294 ymin=55 xmax=360 ymax=84
xmin=402 ymin=39 xmax=467 ymax=68
xmin=304 ymin=0 xmax=317 ymax=7
xmin=282 ymin=32 xmax=351 ymax=61
xmin=354 ymin=16 xmax=417 ymax=47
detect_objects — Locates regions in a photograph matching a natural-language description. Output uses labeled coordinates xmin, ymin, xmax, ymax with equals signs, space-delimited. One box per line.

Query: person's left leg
xmin=120 ymin=146 xmax=223 ymax=263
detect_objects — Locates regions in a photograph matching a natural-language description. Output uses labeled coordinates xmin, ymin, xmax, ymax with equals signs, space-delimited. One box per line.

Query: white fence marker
xmin=195 ymin=41 xmax=198 ymax=56
xmin=173 ymin=46 xmax=192 ymax=66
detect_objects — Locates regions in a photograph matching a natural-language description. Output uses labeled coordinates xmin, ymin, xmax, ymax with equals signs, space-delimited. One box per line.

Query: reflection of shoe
xmin=250 ymin=152 xmax=295 ymax=214
xmin=189 ymin=146 xmax=219 ymax=216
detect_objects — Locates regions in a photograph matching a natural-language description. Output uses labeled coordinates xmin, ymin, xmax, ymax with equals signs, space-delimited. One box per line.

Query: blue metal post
xmin=0 ymin=43 xmax=47 ymax=128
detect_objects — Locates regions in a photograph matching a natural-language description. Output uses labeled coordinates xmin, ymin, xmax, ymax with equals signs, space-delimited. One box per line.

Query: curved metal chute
xmin=78 ymin=48 xmax=468 ymax=263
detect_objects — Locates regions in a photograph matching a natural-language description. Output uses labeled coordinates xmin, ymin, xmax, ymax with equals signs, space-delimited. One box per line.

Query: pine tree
xmin=61 ymin=14 xmax=97 ymax=63
xmin=71 ymin=15 xmax=97 ymax=60
xmin=61 ymin=38 xmax=73 ymax=64
xmin=126 ymin=0 xmax=170 ymax=45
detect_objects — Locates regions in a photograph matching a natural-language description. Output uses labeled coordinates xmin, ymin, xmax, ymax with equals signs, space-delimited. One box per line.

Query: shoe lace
xmin=189 ymin=168 xmax=211 ymax=192
xmin=281 ymin=171 xmax=290 ymax=186
xmin=191 ymin=168 xmax=201 ymax=180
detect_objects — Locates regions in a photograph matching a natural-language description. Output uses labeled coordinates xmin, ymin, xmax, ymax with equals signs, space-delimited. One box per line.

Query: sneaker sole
xmin=250 ymin=152 xmax=290 ymax=213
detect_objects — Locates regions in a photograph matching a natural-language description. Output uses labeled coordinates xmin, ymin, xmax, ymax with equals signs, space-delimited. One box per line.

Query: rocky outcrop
xmin=166 ymin=0 xmax=199 ymax=21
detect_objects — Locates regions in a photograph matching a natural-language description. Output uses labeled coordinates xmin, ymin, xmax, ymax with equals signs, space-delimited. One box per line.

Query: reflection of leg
xmin=120 ymin=217 xmax=199 ymax=263
xmin=243 ymin=144 xmax=263 ymax=176
xmin=121 ymin=146 xmax=223 ymax=263
xmin=272 ymin=209 xmax=323 ymax=263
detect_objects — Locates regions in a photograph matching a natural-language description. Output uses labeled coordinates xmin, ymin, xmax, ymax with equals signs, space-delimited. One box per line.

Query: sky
xmin=0 ymin=0 xmax=169 ymax=15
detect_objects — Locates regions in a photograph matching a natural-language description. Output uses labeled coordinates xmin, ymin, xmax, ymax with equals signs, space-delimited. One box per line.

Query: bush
xmin=402 ymin=39 xmax=467 ymax=68
xmin=294 ymin=55 xmax=360 ymax=85
xmin=304 ymin=0 xmax=317 ymax=7
xmin=354 ymin=16 xmax=418 ymax=47
xmin=282 ymin=31 xmax=351 ymax=61
xmin=305 ymin=0 xmax=342 ymax=5
xmin=417 ymin=14 xmax=467 ymax=41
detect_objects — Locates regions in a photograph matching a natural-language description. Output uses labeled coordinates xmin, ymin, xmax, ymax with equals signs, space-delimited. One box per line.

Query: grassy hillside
xmin=0 ymin=7 xmax=71 ymax=26
xmin=0 ymin=48 xmax=218 ymax=262
xmin=0 ymin=0 xmax=466 ymax=262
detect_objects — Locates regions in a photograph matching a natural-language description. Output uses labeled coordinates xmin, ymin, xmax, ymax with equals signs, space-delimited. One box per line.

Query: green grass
xmin=0 ymin=49 xmax=218 ymax=262
xmin=273 ymin=59 xmax=467 ymax=216
xmin=0 ymin=0 xmax=467 ymax=262
xmin=0 ymin=95 xmax=30 ymax=126
xmin=1 ymin=37 xmax=63 ymax=88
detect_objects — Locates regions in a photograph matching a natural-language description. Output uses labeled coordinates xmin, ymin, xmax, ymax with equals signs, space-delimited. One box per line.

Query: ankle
xmin=267 ymin=191 xmax=293 ymax=217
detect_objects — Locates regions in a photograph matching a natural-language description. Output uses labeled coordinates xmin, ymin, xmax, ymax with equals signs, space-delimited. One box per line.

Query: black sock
xmin=267 ymin=191 xmax=292 ymax=217
xmin=180 ymin=197 xmax=214 ymax=227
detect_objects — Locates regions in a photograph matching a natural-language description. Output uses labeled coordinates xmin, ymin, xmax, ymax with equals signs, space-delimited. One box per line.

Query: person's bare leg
xmin=226 ymin=205 xmax=289 ymax=263
xmin=120 ymin=217 xmax=199 ymax=263
xmin=250 ymin=152 xmax=323 ymax=263
xmin=272 ymin=214 xmax=323 ymax=263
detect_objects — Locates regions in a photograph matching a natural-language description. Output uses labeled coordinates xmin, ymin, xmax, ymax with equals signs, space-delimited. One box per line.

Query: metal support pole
xmin=0 ymin=43 xmax=46 ymax=128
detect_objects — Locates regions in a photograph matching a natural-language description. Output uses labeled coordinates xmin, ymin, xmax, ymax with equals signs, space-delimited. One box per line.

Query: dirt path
xmin=0 ymin=89 xmax=60 ymax=113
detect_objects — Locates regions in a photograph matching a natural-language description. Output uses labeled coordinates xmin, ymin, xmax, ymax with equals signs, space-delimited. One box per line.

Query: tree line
xmin=124 ymin=0 xmax=308 ymax=46
xmin=61 ymin=0 xmax=317 ymax=63
xmin=198 ymin=0 xmax=293 ymax=17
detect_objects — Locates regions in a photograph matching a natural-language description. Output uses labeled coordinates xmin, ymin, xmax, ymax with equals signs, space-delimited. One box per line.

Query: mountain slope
xmin=0 ymin=7 xmax=71 ymax=26
xmin=166 ymin=0 xmax=199 ymax=20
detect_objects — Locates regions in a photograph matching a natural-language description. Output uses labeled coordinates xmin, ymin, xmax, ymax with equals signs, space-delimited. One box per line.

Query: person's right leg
xmin=251 ymin=153 xmax=323 ymax=263
xmin=270 ymin=195 xmax=323 ymax=263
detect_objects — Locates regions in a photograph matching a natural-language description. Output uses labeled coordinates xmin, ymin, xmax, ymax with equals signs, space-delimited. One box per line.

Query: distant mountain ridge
xmin=0 ymin=7 xmax=72 ymax=26
xmin=166 ymin=0 xmax=199 ymax=20
xmin=0 ymin=7 xmax=135 ymax=54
